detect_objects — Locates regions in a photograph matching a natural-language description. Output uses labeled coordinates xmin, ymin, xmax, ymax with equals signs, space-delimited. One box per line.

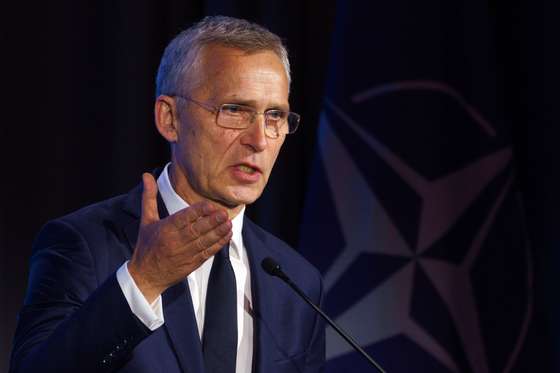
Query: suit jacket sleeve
xmin=10 ymin=219 xmax=151 ymax=373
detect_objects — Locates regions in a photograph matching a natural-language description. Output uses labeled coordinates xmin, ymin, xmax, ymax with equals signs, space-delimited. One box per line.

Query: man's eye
xmin=267 ymin=110 xmax=285 ymax=120
xmin=221 ymin=104 xmax=245 ymax=115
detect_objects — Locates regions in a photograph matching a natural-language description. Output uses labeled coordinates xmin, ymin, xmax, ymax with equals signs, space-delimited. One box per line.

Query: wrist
xmin=127 ymin=261 xmax=162 ymax=304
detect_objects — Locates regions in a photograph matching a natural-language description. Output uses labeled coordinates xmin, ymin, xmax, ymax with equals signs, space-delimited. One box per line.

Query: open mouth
xmin=237 ymin=164 xmax=260 ymax=174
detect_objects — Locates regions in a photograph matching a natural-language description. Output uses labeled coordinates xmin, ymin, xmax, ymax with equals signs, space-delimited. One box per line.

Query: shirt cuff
xmin=116 ymin=260 xmax=164 ymax=331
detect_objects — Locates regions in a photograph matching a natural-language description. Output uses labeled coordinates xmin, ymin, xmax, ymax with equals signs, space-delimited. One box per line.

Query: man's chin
xmin=220 ymin=186 xmax=263 ymax=207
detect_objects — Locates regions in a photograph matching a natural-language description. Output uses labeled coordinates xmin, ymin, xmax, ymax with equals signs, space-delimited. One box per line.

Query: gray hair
xmin=155 ymin=16 xmax=291 ymax=97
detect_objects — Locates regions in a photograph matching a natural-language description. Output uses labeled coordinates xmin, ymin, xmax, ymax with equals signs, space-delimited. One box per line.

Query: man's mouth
xmin=237 ymin=164 xmax=259 ymax=174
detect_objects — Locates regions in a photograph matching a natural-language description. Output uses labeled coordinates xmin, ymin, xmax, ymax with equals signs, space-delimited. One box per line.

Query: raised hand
xmin=128 ymin=173 xmax=233 ymax=303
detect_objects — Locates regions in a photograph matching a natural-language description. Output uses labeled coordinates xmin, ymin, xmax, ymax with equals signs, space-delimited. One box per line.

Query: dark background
xmin=1 ymin=0 xmax=558 ymax=371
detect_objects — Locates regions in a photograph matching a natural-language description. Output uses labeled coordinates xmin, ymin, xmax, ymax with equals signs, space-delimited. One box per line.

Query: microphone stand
xmin=262 ymin=258 xmax=387 ymax=373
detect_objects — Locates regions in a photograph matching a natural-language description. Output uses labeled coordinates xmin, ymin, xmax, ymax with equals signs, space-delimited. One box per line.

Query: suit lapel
xmin=156 ymin=194 xmax=205 ymax=373
xmin=243 ymin=219 xmax=279 ymax=373
xmin=163 ymin=281 xmax=205 ymax=373
xmin=121 ymin=178 xmax=204 ymax=373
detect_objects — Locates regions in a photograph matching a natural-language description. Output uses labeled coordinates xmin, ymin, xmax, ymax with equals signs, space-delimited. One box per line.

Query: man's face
xmin=169 ymin=45 xmax=289 ymax=210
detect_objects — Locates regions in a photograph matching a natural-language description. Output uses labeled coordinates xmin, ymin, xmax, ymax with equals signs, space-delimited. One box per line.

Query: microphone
xmin=261 ymin=257 xmax=386 ymax=373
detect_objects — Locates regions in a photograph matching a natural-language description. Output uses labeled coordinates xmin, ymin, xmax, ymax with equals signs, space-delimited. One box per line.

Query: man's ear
xmin=154 ymin=95 xmax=179 ymax=143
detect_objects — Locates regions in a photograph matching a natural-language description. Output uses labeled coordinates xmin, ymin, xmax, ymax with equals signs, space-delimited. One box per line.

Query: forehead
xmin=191 ymin=45 xmax=290 ymax=105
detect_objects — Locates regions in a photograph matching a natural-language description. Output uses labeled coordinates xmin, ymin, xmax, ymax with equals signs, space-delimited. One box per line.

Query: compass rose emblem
xmin=300 ymin=81 xmax=532 ymax=372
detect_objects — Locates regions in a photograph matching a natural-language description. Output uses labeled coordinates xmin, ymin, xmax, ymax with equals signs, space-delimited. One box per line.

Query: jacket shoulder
xmin=244 ymin=218 xmax=322 ymax=284
xmin=39 ymin=183 xmax=141 ymax=242
xmin=58 ymin=192 xmax=136 ymax=229
xmin=31 ymin=188 xmax=141 ymax=280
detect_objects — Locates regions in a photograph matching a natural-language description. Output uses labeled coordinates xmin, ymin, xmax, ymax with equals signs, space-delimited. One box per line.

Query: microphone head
xmin=261 ymin=257 xmax=285 ymax=278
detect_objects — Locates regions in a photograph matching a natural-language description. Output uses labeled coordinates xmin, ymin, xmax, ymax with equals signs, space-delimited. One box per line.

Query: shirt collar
xmin=157 ymin=163 xmax=245 ymax=261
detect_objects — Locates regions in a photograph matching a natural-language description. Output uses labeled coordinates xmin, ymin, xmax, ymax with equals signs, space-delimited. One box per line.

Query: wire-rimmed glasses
xmin=174 ymin=95 xmax=300 ymax=139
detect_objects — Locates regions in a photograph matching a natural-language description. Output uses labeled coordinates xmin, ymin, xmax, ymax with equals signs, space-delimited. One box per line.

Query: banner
xmin=299 ymin=2 xmax=533 ymax=372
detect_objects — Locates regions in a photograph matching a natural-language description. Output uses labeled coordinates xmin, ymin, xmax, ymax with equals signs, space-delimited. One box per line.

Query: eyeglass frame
xmin=173 ymin=95 xmax=300 ymax=139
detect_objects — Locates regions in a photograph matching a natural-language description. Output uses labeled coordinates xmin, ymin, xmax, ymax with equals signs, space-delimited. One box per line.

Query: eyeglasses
xmin=174 ymin=95 xmax=300 ymax=139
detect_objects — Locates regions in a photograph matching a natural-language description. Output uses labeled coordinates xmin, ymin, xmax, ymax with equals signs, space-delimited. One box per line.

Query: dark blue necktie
xmin=202 ymin=245 xmax=237 ymax=373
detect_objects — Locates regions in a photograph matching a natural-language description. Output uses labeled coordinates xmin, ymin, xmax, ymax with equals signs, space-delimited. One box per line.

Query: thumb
xmin=140 ymin=172 xmax=160 ymax=225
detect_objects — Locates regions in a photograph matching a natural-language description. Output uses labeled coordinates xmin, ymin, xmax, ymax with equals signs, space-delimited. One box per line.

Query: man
xmin=10 ymin=16 xmax=325 ymax=373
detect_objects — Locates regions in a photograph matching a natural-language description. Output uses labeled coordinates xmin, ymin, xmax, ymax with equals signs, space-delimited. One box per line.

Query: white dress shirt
xmin=116 ymin=163 xmax=253 ymax=373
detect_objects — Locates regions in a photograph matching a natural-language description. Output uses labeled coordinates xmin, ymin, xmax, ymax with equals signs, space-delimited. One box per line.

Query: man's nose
xmin=240 ymin=114 xmax=268 ymax=152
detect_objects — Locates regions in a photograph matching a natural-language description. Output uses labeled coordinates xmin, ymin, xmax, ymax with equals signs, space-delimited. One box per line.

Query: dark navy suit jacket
xmin=10 ymin=181 xmax=325 ymax=373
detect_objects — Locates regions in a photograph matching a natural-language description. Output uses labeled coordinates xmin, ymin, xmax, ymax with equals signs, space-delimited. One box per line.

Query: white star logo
xmin=318 ymin=82 xmax=532 ymax=372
